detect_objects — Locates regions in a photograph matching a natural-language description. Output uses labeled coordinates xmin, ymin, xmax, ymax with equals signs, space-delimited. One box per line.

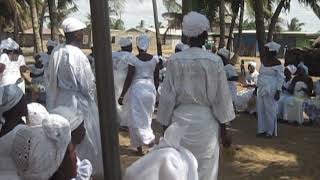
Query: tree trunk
xmin=162 ymin=26 xmax=170 ymax=45
xmin=47 ymin=0 xmax=60 ymax=41
xmin=13 ymin=12 xmax=19 ymax=41
xmin=267 ymin=0 xmax=285 ymax=42
xmin=234 ymin=0 xmax=244 ymax=63
xmin=39 ymin=2 xmax=47 ymax=50
xmin=219 ymin=0 xmax=226 ymax=49
xmin=227 ymin=7 xmax=239 ymax=50
xmin=29 ymin=0 xmax=42 ymax=54
xmin=254 ymin=0 xmax=266 ymax=61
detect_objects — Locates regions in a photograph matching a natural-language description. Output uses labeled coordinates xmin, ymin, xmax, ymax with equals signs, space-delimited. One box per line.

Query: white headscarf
xmin=47 ymin=39 xmax=59 ymax=47
xmin=119 ymin=37 xmax=132 ymax=48
xmin=51 ymin=106 xmax=84 ymax=131
xmin=0 ymin=38 xmax=19 ymax=51
xmin=182 ymin=11 xmax=210 ymax=37
xmin=61 ymin=17 xmax=87 ymax=33
xmin=0 ymin=84 xmax=24 ymax=132
xmin=286 ymin=65 xmax=297 ymax=75
xmin=12 ymin=114 xmax=71 ymax=180
xmin=265 ymin=41 xmax=281 ymax=53
xmin=137 ymin=34 xmax=150 ymax=51
xmin=27 ymin=103 xmax=49 ymax=127
xmin=217 ymin=48 xmax=234 ymax=60
xmin=248 ymin=61 xmax=257 ymax=68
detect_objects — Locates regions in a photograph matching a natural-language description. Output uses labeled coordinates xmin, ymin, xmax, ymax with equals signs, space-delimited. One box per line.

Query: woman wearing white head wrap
xmin=255 ymin=41 xmax=284 ymax=138
xmin=47 ymin=17 xmax=103 ymax=177
xmin=118 ymin=34 xmax=161 ymax=155
xmin=0 ymin=84 xmax=26 ymax=180
xmin=0 ymin=38 xmax=27 ymax=93
xmin=235 ymin=61 xmax=259 ymax=114
xmin=158 ymin=11 xmax=234 ymax=180
xmin=119 ymin=37 xmax=132 ymax=48
xmin=124 ymin=123 xmax=198 ymax=180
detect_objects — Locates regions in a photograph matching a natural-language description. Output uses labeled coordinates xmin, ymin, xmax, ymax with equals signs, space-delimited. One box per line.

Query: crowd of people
xmin=0 ymin=11 xmax=319 ymax=180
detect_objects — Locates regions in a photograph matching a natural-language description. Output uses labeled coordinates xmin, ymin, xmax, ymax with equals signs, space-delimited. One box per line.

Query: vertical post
xmin=89 ymin=0 xmax=122 ymax=179
xmin=152 ymin=0 xmax=162 ymax=56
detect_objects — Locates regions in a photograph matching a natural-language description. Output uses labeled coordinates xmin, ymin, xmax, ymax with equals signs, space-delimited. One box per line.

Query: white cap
xmin=265 ymin=41 xmax=281 ymax=53
xmin=248 ymin=61 xmax=257 ymax=68
xmin=12 ymin=114 xmax=71 ymax=180
xmin=286 ymin=65 xmax=297 ymax=75
xmin=46 ymin=39 xmax=59 ymax=47
xmin=182 ymin=11 xmax=210 ymax=37
xmin=217 ymin=48 xmax=234 ymax=59
xmin=51 ymin=106 xmax=84 ymax=131
xmin=61 ymin=17 xmax=87 ymax=33
xmin=27 ymin=103 xmax=49 ymax=127
xmin=0 ymin=37 xmax=19 ymax=51
xmin=137 ymin=34 xmax=150 ymax=51
xmin=119 ymin=37 xmax=132 ymax=47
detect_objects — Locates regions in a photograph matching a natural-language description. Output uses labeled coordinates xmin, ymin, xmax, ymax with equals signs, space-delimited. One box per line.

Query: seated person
xmin=235 ymin=61 xmax=259 ymax=114
xmin=282 ymin=67 xmax=313 ymax=124
xmin=304 ymin=80 xmax=320 ymax=127
xmin=29 ymin=54 xmax=46 ymax=104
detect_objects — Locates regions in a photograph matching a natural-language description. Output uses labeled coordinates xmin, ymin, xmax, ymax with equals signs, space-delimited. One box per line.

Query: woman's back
xmin=131 ymin=56 xmax=158 ymax=81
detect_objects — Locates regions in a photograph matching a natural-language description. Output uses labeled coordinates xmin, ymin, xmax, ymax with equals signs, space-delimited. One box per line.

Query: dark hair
xmin=188 ymin=31 xmax=208 ymax=47
xmin=65 ymin=32 xmax=77 ymax=43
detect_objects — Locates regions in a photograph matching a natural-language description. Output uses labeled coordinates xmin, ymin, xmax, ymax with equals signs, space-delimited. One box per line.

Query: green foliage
xmin=111 ymin=19 xmax=125 ymax=30
xmin=287 ymin=17 xmax=305 ymax=31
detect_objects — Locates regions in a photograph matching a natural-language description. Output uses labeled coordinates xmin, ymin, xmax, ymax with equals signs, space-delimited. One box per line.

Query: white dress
xmin=0 ymin=124 xmax=25 ymax=180
xmin=257 ymin=64 xmax=284 ymax=136
xmin=235 ymin=70 xmax=259 ymax=113
xmin=127 ymin=56 xmax=158 ymax=148
xmin=0 ymin=54 xmax=26 ymax=93
xmin=282 ymin=81 xmax=309 ymax=124
xmin=112 ymin=51 xmax=136 ymax=127
xmin=158 ymin=47 xmax=235 ymax=180
xmin=277 ymin=79 xmax=292 ymax=119
xmin=46 ymin=44 xmax=103 ymax=177
xmin=224 ymin=64 xmax=238 ymax=102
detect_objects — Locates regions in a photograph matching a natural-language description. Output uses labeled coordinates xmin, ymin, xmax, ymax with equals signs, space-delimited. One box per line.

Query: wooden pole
xmin=152 ymin=0 xmax=162 ymax=56
xmin=89 ymin=0 xmax=121 ymax=179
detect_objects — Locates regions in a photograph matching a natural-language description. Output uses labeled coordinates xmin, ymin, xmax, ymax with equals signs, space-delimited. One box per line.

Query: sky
xmin=74 ymin=0 xmax=320 ymax=33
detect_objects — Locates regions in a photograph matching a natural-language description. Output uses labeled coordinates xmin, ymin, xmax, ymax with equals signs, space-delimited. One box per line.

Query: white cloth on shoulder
xmin=27 ymin=103 xmax=49 ymax=127
xmin=71 ymin=157 xmax=93 ymax=180
xmin=124 ymin=123 xmax=198 ymax=180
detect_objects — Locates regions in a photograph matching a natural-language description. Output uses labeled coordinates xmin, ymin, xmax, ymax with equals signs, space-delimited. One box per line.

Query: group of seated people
xmin=235 ymin=60 xmax=320 ymax=127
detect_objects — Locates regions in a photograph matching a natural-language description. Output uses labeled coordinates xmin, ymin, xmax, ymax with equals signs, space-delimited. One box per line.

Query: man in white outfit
xmin=158 ymin=12 xmax=235 ymax=180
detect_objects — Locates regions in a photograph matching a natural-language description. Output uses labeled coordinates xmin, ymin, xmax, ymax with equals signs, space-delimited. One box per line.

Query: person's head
xmin=296 ymin=66 xmax=306 ymax=76
xmin=217 ymin=48 xmax=234 ymax=65
xmin=47 ymin=40 xmax=59 ymax=54
xmin=241 ymin=60 xmax=244 ymax=64
xmin=182 ymin=11 xmax=210 ymax=48
xmin=119 ymin=37 xmax=133 ymax=53
xmin=12 ymin=114 xmax=75 ymax=180
xmin=61 ymin=17 xmax=86 ymax=46
xmin=1 ymin=38 xmax=20 ymax=61
xmin=248 ymin=62 xmax=257 ymax=74
xmin=284 ymin=65 xmax=297 ymax=79
xmin=264 ymin=41 xmax=281 ymax=58
xmin=137 ymin=34 xmax=150 ymax=53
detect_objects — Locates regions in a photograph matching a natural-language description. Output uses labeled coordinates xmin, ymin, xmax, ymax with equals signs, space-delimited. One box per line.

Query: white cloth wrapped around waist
xmin=172 ymin=104 xmax=219 ymax=159
xmin=257 ymin=75 xmax=279 ymax=96
xmin=294 ymin=81 xmax=308 ymax=98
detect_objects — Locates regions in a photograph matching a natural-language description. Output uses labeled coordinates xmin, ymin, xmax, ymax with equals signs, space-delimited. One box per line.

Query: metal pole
xmin=89 ymin=0 xmax=121 ymax=180
xmin=152 ymin=0 xmax=162 ymax=56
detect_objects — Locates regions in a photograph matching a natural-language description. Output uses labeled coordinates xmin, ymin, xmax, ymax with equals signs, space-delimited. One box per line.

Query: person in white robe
xmin=46 ymin=17 xmax=103 ymax=177
xmin=158 ymin=12 xmax=235 ymax=180
xmin=282 ymin=66 xmax=313 ymax=124
xmin=235 ymin=61 xmax=259 ymax=113
xmin=256 ymin=41 xmax=284 ymax=138
xmin=113 ymin=37 xmax=136 ymax=129
xmin=0 ymin=84 xmax=26 ymax=180
xmin=118 ymin=34 xmax=161 ymax=155
xmin=0 ymin=38 xmax=28 ymax=93
xmin=218 ymin=48 xmax=239 ymax=104
xmin=124 ymin=123 xmax=198 ymax=180
xmin=304 ymin=80 xmax=320 ymax=126
xmin=277 ymin=65 xmax=297 ymax=119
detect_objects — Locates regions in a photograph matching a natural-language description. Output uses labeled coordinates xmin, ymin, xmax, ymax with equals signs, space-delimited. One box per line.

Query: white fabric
xmin=112 ymin=51 xmax=136 ymax=126
xmin=137 ymin=34 xmax=150 ymax=51
xmin=61 ymin=17 xmax=86 ymax=33
xmin=257 ymin=64 xmax=284 ymax=136
xmin=278 ymin=79 xmax=292 ymax=119
xmin=286 ymin=65 xmax=297 ymax=75
xmin=0 ymin=38 xmax=19 ymax=51
xmin=27 ymin=103 xmax=49 ymax=127
xmin=12 ymin=115 xmax=71 ymax=180
xmin=47 ymin=40 xmax=59 ymax=47
xmin=175 ymin=43 xmax=189 ymax=51
xmin=218 ymin=48 xmax=234 ymax=60
xmin=29 ymin=64 xmax=46 ymax=92
xmin=119 ymin=37 xmax=132 ymax=47
xmin=124 ymin=123 xmax=198 ymax=180
xmin=0 ymin=53 xmax=26 ymax=93
xmin=51 ymin=106 xmax=84 ymax=131
xmin=182 ymin=12 xmax=210 ymax=37
xmin=298 ymin=62 xmax=309 ymax=75
xmin=224 ymin=64 xmax=238 ymax=102
xmin=127 ymin=56 xmax=159 ymax=147
xmin=248 ymin=61 xmax=257 ymax=68
xmin=0 ymin=124 xmax=25 ymax=180
xmin=265 ymin=41 xmax=281 ymax=52
xmin=46 ymin=44 xmax=103 ymax=176
xmin=158 ymin=47 xmax=235 ymax=180
xmin=71 ymin=157 xmax=93 ymax=180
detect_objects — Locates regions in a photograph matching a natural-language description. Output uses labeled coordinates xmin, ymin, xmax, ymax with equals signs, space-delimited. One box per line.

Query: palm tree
xmin=226 ymin=0 xmax=241 ymax=50
xmin=287 ymin=17 xmax=305 ymax=31
xmin=234 ymin=0 xmax=245 ymax=63
xmin=28 ymin=0 xmax=43 ymax=53
xmin=219 ymin=0 xmax=226 ymax=48
xmin=254 ymin=0 xmax=266 ymax=60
